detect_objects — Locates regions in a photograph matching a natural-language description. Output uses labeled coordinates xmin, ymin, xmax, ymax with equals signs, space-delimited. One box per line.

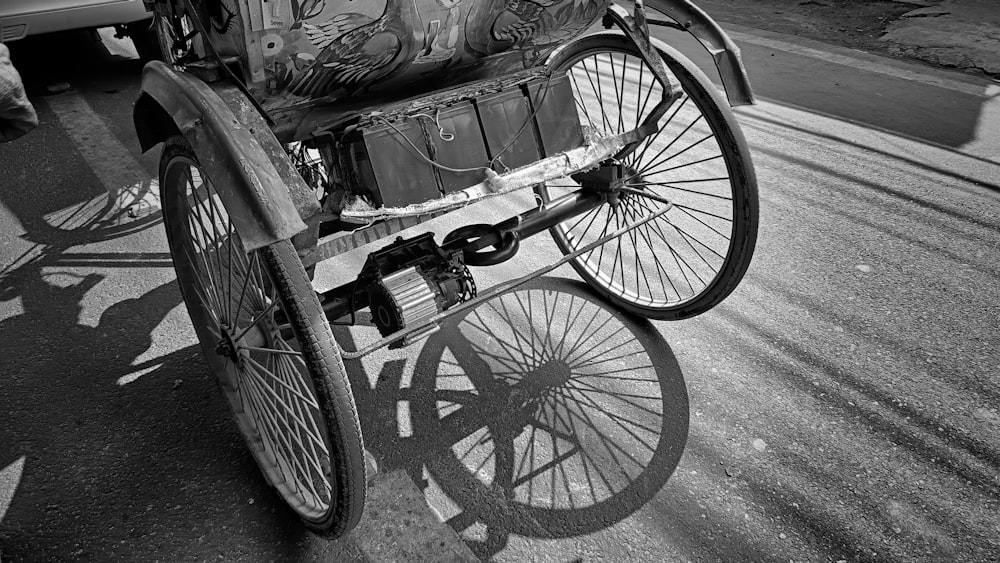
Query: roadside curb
xmin=882 ymin=0 xmax=1000 ymax=77
xmin=351 ymin=470 xmax=477 ymax=562
xmin=717 ymin=21 xmax=997 ymax=97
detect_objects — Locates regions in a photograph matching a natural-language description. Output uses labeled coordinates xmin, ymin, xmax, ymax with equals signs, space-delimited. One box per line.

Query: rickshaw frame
xmin=133 ymin=0 xmax=753 ymax=255
xmin=132 ymin=0 xmax=759 ymax=539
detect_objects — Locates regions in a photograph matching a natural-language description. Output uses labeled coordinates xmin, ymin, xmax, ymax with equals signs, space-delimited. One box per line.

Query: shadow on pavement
xmin=0 ymin=180 xmax=321 ymax=562
xmin=5 ymin=29 xmax=144 ymax=93
xmin=343 ymin=277 xmax=690 ymax=560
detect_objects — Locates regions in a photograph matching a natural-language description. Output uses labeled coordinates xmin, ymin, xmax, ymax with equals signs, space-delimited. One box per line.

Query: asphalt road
xmin=1 ymin=20 xmax=998 ymax=563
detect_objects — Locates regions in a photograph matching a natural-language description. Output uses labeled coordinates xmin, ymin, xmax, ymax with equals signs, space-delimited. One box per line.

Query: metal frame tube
xmin=340 ymin=203 xmax=672 ymax=360
xmin=318 ymin=187 xmax=605 ymax=321
xmin=499 ymin=190 xmax=604 ymax=241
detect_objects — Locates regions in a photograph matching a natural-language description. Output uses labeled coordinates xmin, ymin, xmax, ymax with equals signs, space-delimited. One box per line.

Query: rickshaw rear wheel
xmin=540 ymin=33 xmax=759 ymax=320
xmin=159 ymin=136 xmax=366 ymax=538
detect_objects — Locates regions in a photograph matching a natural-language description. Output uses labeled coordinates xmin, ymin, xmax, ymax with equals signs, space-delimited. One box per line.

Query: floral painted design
xmin=238 ymin=0 xmax=609 ymax=103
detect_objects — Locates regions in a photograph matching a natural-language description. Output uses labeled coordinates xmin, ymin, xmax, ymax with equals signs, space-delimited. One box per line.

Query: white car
xmin=0 ymin=0 xmax=159 ymax=60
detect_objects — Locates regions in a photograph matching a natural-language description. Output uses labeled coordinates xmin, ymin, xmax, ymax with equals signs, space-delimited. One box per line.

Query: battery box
xmin=346 ymin=72 xmax=583 ymax=209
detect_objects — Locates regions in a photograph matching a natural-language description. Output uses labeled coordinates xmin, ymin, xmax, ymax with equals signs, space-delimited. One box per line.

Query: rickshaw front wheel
xmin=159 ymin=136 xmax=367 ymax=538
xmin=540 ymin=34 xmax=759 ymax=320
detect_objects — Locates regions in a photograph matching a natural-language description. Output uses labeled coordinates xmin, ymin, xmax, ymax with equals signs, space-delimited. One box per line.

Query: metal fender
xmin=644 ymin=0 xmax=755 ymax=106
xmin=133 ymin=61 xmax=317 ymax=251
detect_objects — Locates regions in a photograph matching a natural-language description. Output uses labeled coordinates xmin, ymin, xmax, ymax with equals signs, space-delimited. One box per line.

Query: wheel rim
xmin=545 ymin=46 xmax=739 ymax=311
xmin=163 ymin=157 xmax=334 ymax=520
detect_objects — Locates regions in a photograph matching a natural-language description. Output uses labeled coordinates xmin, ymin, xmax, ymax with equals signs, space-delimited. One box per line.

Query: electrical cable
xmin=368 ymin=72 xmax=562 ymax=176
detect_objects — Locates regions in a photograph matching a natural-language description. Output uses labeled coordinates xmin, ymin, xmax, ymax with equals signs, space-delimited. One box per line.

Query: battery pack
xmin=345 ymin=72 xmax=583 ymax=208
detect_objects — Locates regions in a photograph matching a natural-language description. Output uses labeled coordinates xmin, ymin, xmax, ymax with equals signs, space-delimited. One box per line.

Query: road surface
xmin=0 ymin=21 xmax=998 ymax=563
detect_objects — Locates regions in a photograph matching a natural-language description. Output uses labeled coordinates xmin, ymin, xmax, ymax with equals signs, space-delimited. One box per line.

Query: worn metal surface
xmin=133 ymin=61 xmax=308 ymax=251
xmin=606 ymin=2 xmax=681 ymax=105
xmin=601 ymin=3 xmax=683 ymax=145
xmin=168 ymin=0 xmax=613 ymax=109
xmin=301 ymin=213 xmax=445 ymax=268
xmin=217 ymin=86 xmax=323 ymax=254
xmin=645 ymin=0 xmax=756 ymax=105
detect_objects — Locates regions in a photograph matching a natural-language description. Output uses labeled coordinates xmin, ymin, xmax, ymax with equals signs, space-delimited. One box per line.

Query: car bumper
xmin=0 ymin=1 xmax=150 ymax=42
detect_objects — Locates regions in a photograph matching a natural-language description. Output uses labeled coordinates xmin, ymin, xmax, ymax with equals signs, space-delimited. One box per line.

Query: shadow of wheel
xmin=409 ymin=278 xmax=689 ymax=539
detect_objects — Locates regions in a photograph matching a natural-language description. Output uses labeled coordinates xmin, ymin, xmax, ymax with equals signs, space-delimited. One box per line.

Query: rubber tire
xmin=159 ymin=136 xmax=366 ymax=538
xmin=541 ymin=33 xmax=759 ymax=320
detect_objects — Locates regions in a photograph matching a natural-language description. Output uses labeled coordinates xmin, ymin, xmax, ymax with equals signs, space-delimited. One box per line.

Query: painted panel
xmin=205 ymin=0 xmax=611 ymax=109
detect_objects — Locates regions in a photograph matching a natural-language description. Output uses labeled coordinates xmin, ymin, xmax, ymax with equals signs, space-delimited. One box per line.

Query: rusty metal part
xmin=601 ymin=3 xmax=683 ymax=157
xmin=218 ymin=89 xmax=322 ymax=256
xmin=604 ymin=2 xmax=682 ymax=106
xmin=133 ymin=61 xmax=309 ymax=251
xmin=644 ymin=0 xmax=755 ymax=106
xmin=300 ymin=213 xmax=446 ymax=268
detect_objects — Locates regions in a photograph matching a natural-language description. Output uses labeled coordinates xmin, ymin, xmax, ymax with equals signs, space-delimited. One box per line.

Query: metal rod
xmin=440 ymin=189 xmax=604 ymax=254
xmin=620 ymin=186 xmax=675 ymax=206
xmin=340 ymin=202 xmax=673 ymax=360
xmin=321 ymin=188 xmax=605 ymax=320
xmin=501 ymin=190 xmax=605 ymax=241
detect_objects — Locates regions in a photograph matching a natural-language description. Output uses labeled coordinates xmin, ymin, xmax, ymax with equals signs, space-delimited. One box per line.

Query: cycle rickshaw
xmin=132 ymin=0 xmax=759 ymax=538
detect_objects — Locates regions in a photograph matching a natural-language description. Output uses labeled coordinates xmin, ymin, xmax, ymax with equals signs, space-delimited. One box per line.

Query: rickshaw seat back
xmin=161 ymin=0 xmax=614 ymax=112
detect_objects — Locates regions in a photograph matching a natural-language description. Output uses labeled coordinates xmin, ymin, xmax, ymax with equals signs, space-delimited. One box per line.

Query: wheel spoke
xmin=242 ymin=355 xmax=329 ymax=451
xmin=239 ymin=361 xmax=328 ymax=502
xmin=184 ymin=209 xmax=226 ymax=316
xmin=232 ymin=251 xmax=260 ymax=330
xmin=188 ymin=181 xmax=231 ymax=323
xmin=234 ymin=296 xmax=281 ymax=342
xmin=630 ymin=96 xmax=689 ymax=167
xmin=631 ymin=180 xmax=733 ymax=201
xmin=243 ymin=345 xmax=304 ymax=357
xmin=632 ymin=198 xmax=707 ymax=290
xmin=633 ymin=132 xmax=718 ymax=179
xmin=640 ymin=152 xmax=723 ymax=176
xmin=162 ymin=148 xmax=359 ymax=525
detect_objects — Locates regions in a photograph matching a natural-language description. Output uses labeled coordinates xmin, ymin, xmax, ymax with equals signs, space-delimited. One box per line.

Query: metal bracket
xmin=603 ymin=3 xmax=683 ymax=156
xmin=604 ymin=3 xmax=681 ymax=101
xmin=177 ymin=0 xmax=274 ymax=126
xmin=644 ymin=0 xmax=756 ymax=106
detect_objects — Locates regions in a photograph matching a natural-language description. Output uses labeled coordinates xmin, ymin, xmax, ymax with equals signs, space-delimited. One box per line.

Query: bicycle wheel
xmin=539 ymin=33 xmax=758 ymax=320
xmin=159 ymin=136 xmax=366 ymax=538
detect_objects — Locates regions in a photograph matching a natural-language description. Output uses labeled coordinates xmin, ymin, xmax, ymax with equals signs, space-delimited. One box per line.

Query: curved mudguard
xmin=133 ymin=61 xmax=317 ymax=252
xmin=644 ymin=0 xmax=755 ymax=106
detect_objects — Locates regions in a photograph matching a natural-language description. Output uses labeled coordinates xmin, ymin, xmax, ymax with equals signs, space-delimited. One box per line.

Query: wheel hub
xmin=215 ymin=325 xmax=242 ymax=362
xmin=572 ymin=162 xmax=635 ymax=207
xmin=214 ymin=310 xmax=276 ymax=364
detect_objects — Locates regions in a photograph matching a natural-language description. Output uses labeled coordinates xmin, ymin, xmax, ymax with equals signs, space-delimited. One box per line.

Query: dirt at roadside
xmin=683 ymin=0 xmax=941 ymax=68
